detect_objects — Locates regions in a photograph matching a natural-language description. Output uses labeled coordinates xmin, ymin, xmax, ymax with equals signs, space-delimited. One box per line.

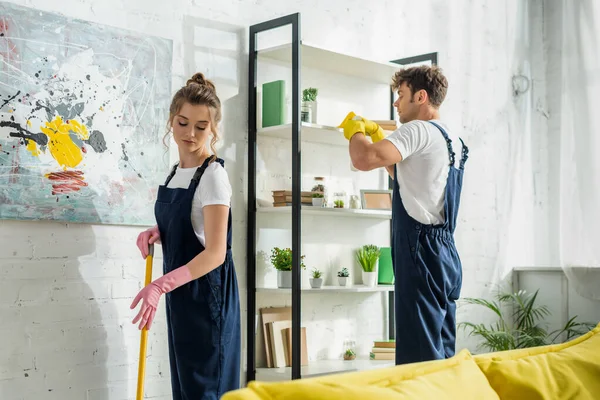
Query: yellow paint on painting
xmin=26 ymin=139 xmax=40 ymax=156
xmin=26 ymin=120 xmax=32 ymax=127
xmin=39 ymin=116 xmax=90 ymax=169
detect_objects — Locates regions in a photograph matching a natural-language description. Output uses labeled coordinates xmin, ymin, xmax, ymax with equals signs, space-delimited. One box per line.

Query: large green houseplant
xmin=459 ymin=288 xmax=595 ymax=353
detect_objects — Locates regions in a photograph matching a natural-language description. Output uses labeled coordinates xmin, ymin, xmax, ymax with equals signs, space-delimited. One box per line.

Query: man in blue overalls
xmin=339 ymin=65 xmax=468 ymax=365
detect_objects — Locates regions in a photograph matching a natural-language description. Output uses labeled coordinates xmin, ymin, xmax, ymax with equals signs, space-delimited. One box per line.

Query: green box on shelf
xmin=262 ymin=80 xmax=285 ymax=127
xmin=378 ymin=247 xmax=394 ymax=284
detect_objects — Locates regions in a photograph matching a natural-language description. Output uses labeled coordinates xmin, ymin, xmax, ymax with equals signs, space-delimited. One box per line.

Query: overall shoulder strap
xmin=163 ymin=163 xmax=179 ymax=185
xmin=428 ymin=121 xmax=456 ymax=167
xmin=191 ymin=155 xmax=225 ymax=184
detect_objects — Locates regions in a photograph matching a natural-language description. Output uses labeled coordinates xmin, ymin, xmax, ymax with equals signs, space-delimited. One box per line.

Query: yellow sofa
xmin=223 ymin=323 xmax=600 ymax=400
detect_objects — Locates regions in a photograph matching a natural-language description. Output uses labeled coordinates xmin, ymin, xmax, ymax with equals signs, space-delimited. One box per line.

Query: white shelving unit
xmin=257 ymin=206 xmax=392 ymax=220
xmin=257 ymin=42 xmax=400 ymax=84
xmin=256 ymin=357 xmax=395 ymax=382
xmin=256 ymin=284 xmax=394 ymax=294
xmin=248 ymin=14 xmax=399 ymax=382
xmin=257 ymin=122 xmax=395 ymax=147
xmin=258 ymin=122 xmax=344 ymax=146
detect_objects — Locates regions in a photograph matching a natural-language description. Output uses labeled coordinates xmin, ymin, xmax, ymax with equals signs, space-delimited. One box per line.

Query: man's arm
xmin=349 ymin=134 xmax=403 ymax=174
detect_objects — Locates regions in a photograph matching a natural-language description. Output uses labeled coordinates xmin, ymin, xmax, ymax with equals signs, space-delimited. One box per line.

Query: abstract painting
xmin=0 ymin=2 xmax=173 ymax=225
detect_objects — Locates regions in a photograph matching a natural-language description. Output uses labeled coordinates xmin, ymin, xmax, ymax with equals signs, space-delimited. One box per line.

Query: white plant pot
xmin=312 ymin=197 xmax=324 ymax=207
xmin=301 ymin=102 xmax=312 ymax=123
xmin=362 ymin=271 xmax=377 ymax=287
xmin=338 ymin=276 xmax=348 ymax=286
xmin=307 ymin=100 xmax=317 ymax=123
xmin=309 ymin=278 xmax=323 ymax=289
xmin=277 ymin=270 xmax=292 ymax=288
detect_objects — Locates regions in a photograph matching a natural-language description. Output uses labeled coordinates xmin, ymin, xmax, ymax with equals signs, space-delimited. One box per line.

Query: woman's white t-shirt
xmin=165 ymin=162 xmax=232 ymax=247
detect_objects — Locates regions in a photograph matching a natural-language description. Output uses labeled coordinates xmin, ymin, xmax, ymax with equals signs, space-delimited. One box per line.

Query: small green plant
xmin=337 ymin=268 xmax=349 ymax=278
xmin=343 ymin=348 xmax=356 ymax=360
xmin=311 ymin=268 xmax=322 ymax=279
xmin=356 ymin=245 xmax=380 ymax=272
xmin=302 ymin=87 xmax=318 ymax=102
xmin=270 ymin=247 xmax=306 ymax=271
xmin=459 ymin=288 xmax=596 ymax=353
xmin=312 ymin=193 xmax=324 ymax=198
xmin=334 ymin=200 xmax=344 ymax=208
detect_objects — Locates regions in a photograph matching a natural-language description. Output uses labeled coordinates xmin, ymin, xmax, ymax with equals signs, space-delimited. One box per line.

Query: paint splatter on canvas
xmin=0 ymin=2 xmax=172 ymax=225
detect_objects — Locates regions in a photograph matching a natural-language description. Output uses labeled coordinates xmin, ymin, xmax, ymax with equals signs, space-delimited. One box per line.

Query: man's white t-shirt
xmin=166 ymin=161 xmax=232 ymax=246
xmin=384 ymin=120 xmax=463 ymax=225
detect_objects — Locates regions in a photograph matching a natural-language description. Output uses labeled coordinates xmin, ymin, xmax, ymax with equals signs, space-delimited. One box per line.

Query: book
xmin=370 ymin=351 xmax=395 ymax=360
xmin=371 ymin=347 xmax=395 ymax=353
xmin=373 ymin=340 xmax=396 ymax=348
xmin=262 ymin=80 xmax=285 ymax=127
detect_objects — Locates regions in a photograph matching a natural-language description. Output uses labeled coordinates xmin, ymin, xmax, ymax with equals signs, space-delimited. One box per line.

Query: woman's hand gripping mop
xmin=131 ymin=242 xmax=194 ymax=400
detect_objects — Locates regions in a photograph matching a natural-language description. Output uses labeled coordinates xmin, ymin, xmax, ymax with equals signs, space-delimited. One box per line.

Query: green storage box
xmin=262 ymin=80 xmax=285 ymax=127
xmin=378 ymin=247 xmax=394 ymax=284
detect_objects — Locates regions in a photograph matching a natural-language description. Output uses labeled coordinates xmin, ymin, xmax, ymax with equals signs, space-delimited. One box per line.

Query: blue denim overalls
xmin=155 ymin=156 xmax=240 ymax=399
xmin=392 ymin=121 xmax=469 ymax=364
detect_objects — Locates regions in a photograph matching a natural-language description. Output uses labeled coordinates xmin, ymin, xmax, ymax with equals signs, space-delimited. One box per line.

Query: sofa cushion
xmin=474 ymin=323 xmax=600 ymax=400
xmin=223 ymin=349 xmax=500 ymax=399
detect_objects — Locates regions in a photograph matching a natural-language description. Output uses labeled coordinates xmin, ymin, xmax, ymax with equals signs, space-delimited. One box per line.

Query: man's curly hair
xmin=391 ymin=65 xmax=448 ymax=108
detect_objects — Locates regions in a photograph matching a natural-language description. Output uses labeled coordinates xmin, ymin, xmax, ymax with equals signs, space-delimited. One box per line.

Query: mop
xmin=136 ymin=243 xmax=154 ymax=400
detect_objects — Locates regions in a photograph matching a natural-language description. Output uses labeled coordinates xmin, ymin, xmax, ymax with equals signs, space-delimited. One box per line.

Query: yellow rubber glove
xmin=365 ymin=120 xmax=386 ymax=143
xmin=355 ymin=115 xmax=386 ymax=143
xmin=337 ymin=111 xmax=365 ymax=141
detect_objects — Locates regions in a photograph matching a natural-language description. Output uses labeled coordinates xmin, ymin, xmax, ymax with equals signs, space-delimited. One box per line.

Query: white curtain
xmin=557 ymin=0 xmax=600 ymax=300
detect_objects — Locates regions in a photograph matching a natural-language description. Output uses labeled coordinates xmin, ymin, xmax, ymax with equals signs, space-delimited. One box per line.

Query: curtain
xmin=557 ymin=0 xmax=600 ymax=300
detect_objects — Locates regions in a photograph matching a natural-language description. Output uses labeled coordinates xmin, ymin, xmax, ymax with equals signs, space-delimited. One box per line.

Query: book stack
xmin=369 ymin=339 xmax=396 ymax=360
xmin=272 ymin=190 xmax=317 ymax=207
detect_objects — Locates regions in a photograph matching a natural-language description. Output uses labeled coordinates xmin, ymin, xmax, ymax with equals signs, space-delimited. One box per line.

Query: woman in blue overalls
xmin=131 ymin=72 xmax=240 ymax=399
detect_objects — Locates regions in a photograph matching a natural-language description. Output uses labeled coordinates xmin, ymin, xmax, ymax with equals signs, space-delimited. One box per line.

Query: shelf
xmin=258 ymin=122 xmax=345 ymax=146
xmin=255 ymin=357 xmax=395 ymax=382
xmin=256 ymin=284 xmax=394 ymax=293
xmin=257 ymin=206 xmax=392 ymax=219
xmin=258 ymin=43 xmax=400 ymax=84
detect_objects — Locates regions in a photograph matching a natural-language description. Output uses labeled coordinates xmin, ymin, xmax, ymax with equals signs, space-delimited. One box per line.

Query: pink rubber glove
xmin=136 ymin=225 xmax=161 ymax=259
xmin=130 ymin=265 xmax=193 ymax=330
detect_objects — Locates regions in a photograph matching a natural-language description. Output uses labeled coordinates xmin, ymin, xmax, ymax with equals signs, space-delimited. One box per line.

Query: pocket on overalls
xmin=200 ymin=265 xmax=223 ymax=327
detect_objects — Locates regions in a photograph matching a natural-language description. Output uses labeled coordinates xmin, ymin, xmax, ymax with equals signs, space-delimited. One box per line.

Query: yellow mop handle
xmin=136 ymin=243 xmax=154 ymax=400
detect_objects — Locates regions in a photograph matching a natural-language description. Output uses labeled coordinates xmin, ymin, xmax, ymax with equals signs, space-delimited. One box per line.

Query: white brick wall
xmin=0 ymin=221 xmax=170 ymax=399
xmin=0 ymin=0 xmax=550 ymax=399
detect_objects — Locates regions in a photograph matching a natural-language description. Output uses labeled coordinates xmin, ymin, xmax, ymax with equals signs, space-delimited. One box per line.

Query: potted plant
xmin=337 ymin=267 xmax=349 ymax=286
xmin=356 ymin=244 xmax=380 ymax=287
xmin=459 ymin=288 xmax=595 ymax=353
xmin=270 ymin=247 xmax=306 ymax=288
xmin=312 ymin=192 xmax=324 ymax=207
xmin=334 ymin=199 xmax=344 ymax=208
xmin=309 ymin=268 xmax=323 ymax=289
xmin=343 ymin=348 xmax=356 ymax=361
xmin=301 ymin=87 xmax=318 ymax=123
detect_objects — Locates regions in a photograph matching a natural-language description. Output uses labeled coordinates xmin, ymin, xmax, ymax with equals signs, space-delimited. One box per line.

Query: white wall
xmin=0 ymin=0 xmax=548 ymax=399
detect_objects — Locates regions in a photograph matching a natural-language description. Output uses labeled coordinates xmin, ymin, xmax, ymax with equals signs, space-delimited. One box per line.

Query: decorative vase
xmin=362 ymin=271 xmax=377 ymax=287
xmin=309 ymin=278 xmax=323 ymax=289
xmin=312 ymin=197 xmax=324 ymax=207
xmin=277 ymin=270 xmax=292 ymax=288
xmin=338 ymin=276 xmax=348 ymax=286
